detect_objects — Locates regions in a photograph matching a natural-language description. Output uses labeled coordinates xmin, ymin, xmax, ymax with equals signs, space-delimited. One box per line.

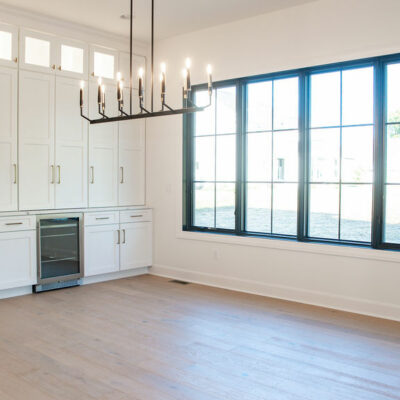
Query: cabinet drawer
xmin=84 ymin=211 xmax=119 ymax=226
xmin=0 ymin=216 xmax=36 ymax=232
xmin=120 ymin=209 xmax=152 ymax=224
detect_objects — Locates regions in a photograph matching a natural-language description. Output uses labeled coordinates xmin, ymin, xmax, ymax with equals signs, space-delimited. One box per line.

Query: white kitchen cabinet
xmin=119 ymin=119 xmax=145 ymax=206
xmin=84 ymin=224 xmax=120 ymax=277
xmin=0 ymin=66 xmax=18 ymax=211
xmin=56 ymin=38 xmax=88 ymax=79
xmin=118 ymin=87 xmax=145 ymax=206
xmin=0 ymin=229 xmax=37 ymax=290
xmin=84 ymin=210 xmax=152 ymax=278
xmin=89 ymin=45 xmax=118 ymax=82
xmin=19 ymin=70 xmax=55 ymax=210
xmin=20 ymin=29 xmax=56 ymax=74
xmin=0 ymin=23 xmax=18 ymax=68
xmin=120 ymin=221 xmax=152 ymax=270
xmin=55 ymin=76 xmax=88 ymax=208
xmin=89 ymin=82 xmax=119 ymax=207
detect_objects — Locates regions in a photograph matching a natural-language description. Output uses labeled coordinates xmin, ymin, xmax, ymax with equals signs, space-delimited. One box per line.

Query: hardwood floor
xmin=0 ymin=275 xmax=399 ymax=400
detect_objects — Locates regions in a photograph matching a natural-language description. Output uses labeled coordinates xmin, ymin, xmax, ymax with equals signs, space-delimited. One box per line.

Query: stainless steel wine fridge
xmin=34 ymin=214 xmax=84 ymax=293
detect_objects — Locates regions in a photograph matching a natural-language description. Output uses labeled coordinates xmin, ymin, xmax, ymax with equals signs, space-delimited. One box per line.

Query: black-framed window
xmin=384 ymin=62 xmax=400 ymax=245
xmin=245 ymin=76 xmax=299 ymax=236
xmin=307 ymin=66 xmax=374 ymax=243
xmin=192 ymin=86 xmax=237 ymax=230
xmin=183 ymin=53 xmax=400 ymax=251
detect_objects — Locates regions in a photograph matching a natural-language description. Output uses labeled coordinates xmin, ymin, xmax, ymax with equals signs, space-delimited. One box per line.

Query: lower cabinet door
xmin=120 ymin=222 xmax=152 ymax=270
xmin=0 ymin=230 xmax=37 ymax=290
xmin=84 ymin=224 xmax=120 ymax=277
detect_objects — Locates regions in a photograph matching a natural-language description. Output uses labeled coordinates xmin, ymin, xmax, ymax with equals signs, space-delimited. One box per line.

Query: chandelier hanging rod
xmin=79 ymin=0 xmax=213 ymax=124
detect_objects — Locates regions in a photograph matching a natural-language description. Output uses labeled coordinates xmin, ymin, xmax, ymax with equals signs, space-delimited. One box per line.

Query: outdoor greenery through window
xmin=183 ymin=53 xmax=400 ymax=250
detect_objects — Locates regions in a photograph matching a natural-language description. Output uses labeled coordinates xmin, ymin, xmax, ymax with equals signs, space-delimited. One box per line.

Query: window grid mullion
xmin=298 ymin=71 xmax=307 ymax=241
xmin=270 ymin=81 xmax=275 ymax=234
xmin=338 ymin=70 xmax=343 ymax=240
xmin=213 ymin=89 xmax=218 ymax=228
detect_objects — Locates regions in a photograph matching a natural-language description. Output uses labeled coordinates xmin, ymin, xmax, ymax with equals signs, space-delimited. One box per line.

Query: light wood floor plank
xmin=0 ymin=274 xmax=399 ymax=399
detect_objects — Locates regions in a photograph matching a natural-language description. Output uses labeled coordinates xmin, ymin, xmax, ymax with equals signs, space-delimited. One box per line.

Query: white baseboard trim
xmin=0 ymin=285 xmax=32 ymax=300
xmin=150 ymin=264 xmax=400 ymax=322
xmin=81 ymin=267 xmax=149 ymax=285
xmin=0 ymin=269 xmax=149 ymax=301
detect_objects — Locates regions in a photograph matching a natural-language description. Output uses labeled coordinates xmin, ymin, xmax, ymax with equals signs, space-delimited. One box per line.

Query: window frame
xmin=183 ymin=52 xmax=400 ymax=251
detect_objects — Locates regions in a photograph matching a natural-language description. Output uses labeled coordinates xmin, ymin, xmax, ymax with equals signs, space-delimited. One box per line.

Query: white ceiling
xmin=0 ymin=0 xmax=317 ymax=42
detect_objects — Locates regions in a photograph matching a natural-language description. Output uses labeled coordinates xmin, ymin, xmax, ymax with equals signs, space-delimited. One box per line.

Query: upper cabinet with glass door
xmin=0 ymin=23 xmax=18 ymax=68
xmin=56 ymin=38 xmax=88 ymax=79
xmin=20 ymin=29 xmax=56 ymax=73
xmin=90 ymin=45 xmax=118 ymax=82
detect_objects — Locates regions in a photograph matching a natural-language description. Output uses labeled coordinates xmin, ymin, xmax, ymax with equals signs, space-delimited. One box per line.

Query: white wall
xmin=146 ymin=0 xmax=400 ymax=322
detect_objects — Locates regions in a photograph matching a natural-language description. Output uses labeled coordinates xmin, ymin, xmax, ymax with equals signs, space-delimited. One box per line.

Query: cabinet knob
xmin=58 ymin=65 xmax=62 ymax=71
xmin=13 ymin=57 xmax=18 ymax=63
xmin=51 ymin=64 xmax=56 ymax=70
xmin=91 ymin=72 xmax=95 ymax=77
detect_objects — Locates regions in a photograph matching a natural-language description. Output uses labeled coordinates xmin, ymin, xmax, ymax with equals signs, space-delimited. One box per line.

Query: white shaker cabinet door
xmin=119 ymin=118 xmax=145 ymax=207
xmin=55 ymin=76 xmax=88 ymax=208
xmin=0 ymin=229 xmax=37 ymax=290
xmin=19 ymin=70 xmax=55 ymax=210
xmin=88 ymin=82 xmax=119 ymax=207
xmin=0 ymin=66 xmax=18 ymax=211
xmin=84 ymin=224 xmax=120 ymax=277
xmin=120 ymin=222 xmax=152 ymax=271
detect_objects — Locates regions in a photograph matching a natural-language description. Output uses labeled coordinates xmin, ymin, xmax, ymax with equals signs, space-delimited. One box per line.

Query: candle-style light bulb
xmin=138 ymin=68 xmax=144 ymax=100
xmin=101 ymin=84 xmax=105 ymax=111
xmin=185 ymin=58 xmax=191 ymax=92
xmin=160 ymin=62 xmax=166 ymax=102
xmin=80 ymin=81 xmax=84 ymax=108
xmin=97 ymin=77 xmax=102 ymax=104
xmin=117 ymin=73 xmax=122 ymax=102
xmin=161 ymin=62 xmax=166 ymax=74
xmin=207 ymin=64 xmax=213 ymax=94
xmin=119 ymin=81 xmax=124 ymax=107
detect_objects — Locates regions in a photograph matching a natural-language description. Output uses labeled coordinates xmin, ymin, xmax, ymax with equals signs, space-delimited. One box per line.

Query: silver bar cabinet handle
xmin=117 ymin=229 xmax=120 ymax=244
xmin=5 ymin=222 xmax=23 ymax=226
xmin=50 ymin=165 xmax=54 ymax=184
xmin=13 ymin=164 xmax=17 ymax=184
xmin=123 ymin=229 xmax=126 ymax=244
xmin=57 ymin=165 xmax=61 ymax=184
xmin=120 ymin=166 xmax=124 ymax=184
xmin=90 ymin=166 xmax=94 ymax=184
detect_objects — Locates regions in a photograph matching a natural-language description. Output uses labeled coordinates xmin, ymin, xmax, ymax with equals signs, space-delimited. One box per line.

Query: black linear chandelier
xmin=79 ymin=0 xmax=213 ymax=124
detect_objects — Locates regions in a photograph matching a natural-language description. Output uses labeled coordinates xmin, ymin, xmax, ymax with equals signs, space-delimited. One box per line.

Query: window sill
xmin=177 ymin=230 xmax=400 ymax=263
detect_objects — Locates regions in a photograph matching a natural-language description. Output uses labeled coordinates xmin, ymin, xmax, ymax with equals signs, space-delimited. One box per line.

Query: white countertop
xmin=0 ymin=205 xmax=151 ymax=218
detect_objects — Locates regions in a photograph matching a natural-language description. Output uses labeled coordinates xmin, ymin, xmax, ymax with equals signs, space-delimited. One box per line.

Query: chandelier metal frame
xmin=80 ymin=0 xmax=213 ymax=124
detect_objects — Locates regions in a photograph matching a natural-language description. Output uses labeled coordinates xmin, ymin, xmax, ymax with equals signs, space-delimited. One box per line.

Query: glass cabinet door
xmin=39 ymin=217 xmax=81 ymax=281
xmin=0 ymin=23 xmax=18 ymax=68
xmin=20 ymin=29 xmax=56 ymax=73
xmin=90 ymin=45 xmax=118 ymax=81
xmin=57 ymin=38 xmax=88 ymax=78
